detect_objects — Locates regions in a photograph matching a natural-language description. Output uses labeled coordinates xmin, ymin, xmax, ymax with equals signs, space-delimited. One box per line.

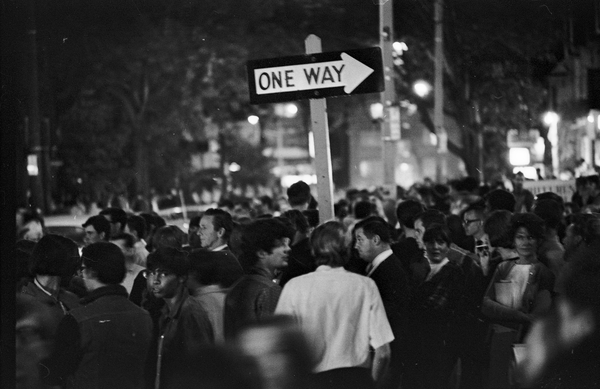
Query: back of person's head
xmin=354 ymin=200 xmax=374 ymax=219
xmin=281 ymin=209 xmax=310 ymax=235
xmin=334 ymin=200 xmax=349 ymax=220
xmin=485 ymin=189 xmax=516 ymax=212
xmin=153 ymin=214 xmax=167 ymax=228
xmin=302 ymin=209 xmax=319 ymax=229
xmin=422 ymin=223 xmax=452 ymax=245
xmin=139 ymin=213 xmax=157 ymax=236
xmin=396 ymin=199 xmax=425 ymax=229
xmin=99 ymin=207 xmax=127 ymax=227
xmin=110 ymin=232 xmax=136 ymax=249
xmin=30 ymin=234 xmax=79 ymax=277
xmin=82 ymin=215 xmax=111 ymax=240
xmin=275 ymin=216 xmax=297 ymax=241
xmin=415 ymin=209 xmax=446 ymax=230
xmin=147 ymin=247 xmax=190 ymax=277
xmin=21 ymin=209 xmax=45 ymax=229
xmin=354 ymin=216 xmax=392 ymax=244
xmin=241 ymin=218 xmax=293 ymax=267
xmin=81 ymin=241 xmax=126 ymax=284
xmin=125 ymin=214 xmax=147 ymax=240
xmin=533 ymin=199 xmax=563 ymax=230
xmin=510 ymin=213 xmax=545 ymax=242
xmin=535 ymin=192 xmax=565 ymax=212
xmin=152 ymin=225 xmax=185 ymax=250
xmin=188 ymin=250 xmax=243 ymax=288
xmin=287 ymin=181 xmax=311 ymax=207
xmin=310 ymin=221 xmax=347 ymax=267
xmin=203 ymin=208 xmax=234 ymax=241
xmin=484 ymin=210 xmax=514 ymax=248
xmin=189 ymin=215 xmax=202 ymax=229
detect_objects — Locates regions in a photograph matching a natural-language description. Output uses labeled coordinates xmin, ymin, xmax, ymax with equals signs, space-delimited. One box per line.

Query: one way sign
xmin=247 ymin=47 xmax=383 ymax=104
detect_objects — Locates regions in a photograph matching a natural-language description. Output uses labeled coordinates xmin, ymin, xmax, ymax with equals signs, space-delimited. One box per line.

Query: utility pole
xmin=26 ymin=0 xmax=45 ymax=212
xmin=380 ymin=0 xmax=399 ymax=198
xmin=434 ymin=0 xmax=447 ymax=182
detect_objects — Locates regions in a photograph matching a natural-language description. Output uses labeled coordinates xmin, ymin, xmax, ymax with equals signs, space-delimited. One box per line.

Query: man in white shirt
xmin=276 ymin=221 xmax=393 ymax=389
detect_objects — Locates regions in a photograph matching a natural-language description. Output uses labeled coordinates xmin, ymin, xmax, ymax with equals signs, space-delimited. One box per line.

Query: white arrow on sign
xmin=254 ymin=53 xmax=374 ymax=95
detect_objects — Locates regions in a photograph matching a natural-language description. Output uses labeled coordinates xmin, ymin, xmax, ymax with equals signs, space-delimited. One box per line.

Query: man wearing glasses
xmin=462 ymin=203 xmax=491 ymax=276
xmin=144 ymin=247 xmax=214 ymax=389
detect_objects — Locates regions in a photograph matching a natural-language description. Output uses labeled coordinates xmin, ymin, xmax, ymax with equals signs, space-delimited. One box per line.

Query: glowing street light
xmin=413 ymin=80 xmax=432 ymax=98
xmin=247 ymin=115 xmax=259 ymax=125
xmin=543 ymin=111 xmax=559 ymax=126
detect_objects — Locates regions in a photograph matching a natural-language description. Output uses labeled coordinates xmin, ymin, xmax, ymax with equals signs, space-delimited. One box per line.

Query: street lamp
xmin=543 ymin=111 xmax=560 ymax=178
xmin=413 ymin=79 xmax=432 ymax=98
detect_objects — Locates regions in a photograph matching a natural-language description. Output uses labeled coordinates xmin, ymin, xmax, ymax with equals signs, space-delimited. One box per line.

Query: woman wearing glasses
xmin=481 ymin=213 xmax=555 ymax=387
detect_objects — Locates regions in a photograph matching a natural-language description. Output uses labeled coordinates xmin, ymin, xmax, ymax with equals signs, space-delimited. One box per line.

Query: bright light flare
xmin=413 ymin=80 xmax=432 ymax=98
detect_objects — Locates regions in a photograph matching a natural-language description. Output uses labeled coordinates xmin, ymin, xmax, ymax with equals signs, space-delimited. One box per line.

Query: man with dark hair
xmin=354 ymin=216 xmax=410 ymax=389
xmin=20 ymin=234 xmax=81 ymax=324
xmin=124 ymin=214 xmax=149 ymax=266
xmin=414 ymin=209 xmax=487 ymax=389
xmin=484 ymin=189 xmax=516 ymax=214
xmin=45 ymin=242 xmax=153 ymax=389
xmin=287 ymin=180 xmax=312 ymax=211
xmin=146 ymin=247 xmax=214 ymax=388
xmin=82 ymin=215 xmax=111 ymax=246
xmin=99 ymin=207 xmax=128 ymax=238
xmin=462 ymin=202 xmax=491 ymax=276
xmin=185 ymin=215 xmax=203 ymax=251
xmin=279 ymin=210 xmax=315 ymax=287
xmin=224 ymin=218 xmax=292 ymax=339
xmin=199 ymin=208 xmax=234 ymax=252
xmin=391 ymin=199 xmax=426 ymax=276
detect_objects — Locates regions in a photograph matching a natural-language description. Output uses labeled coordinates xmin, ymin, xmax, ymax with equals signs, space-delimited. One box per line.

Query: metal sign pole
xmin=305 ymin=34 xmax=334 ymax=224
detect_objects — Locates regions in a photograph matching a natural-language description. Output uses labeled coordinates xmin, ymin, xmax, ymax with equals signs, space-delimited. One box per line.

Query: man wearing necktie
xmin=355 ymin=216 xmax=410 ymax=389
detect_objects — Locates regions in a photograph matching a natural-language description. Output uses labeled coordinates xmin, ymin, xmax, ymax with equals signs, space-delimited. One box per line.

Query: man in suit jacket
xmin=355 ymin=216 xmax=410 ymax=389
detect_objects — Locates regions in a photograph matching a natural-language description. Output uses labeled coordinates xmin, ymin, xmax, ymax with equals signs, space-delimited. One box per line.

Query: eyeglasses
xmin=142 ymin=270 xmax=173 ymax=281
xmin=463 ymin=219 xmax=480 ymax=226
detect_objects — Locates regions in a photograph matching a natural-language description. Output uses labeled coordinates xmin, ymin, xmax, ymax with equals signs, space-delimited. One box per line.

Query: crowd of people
xmin=14 ymin=176 xmax=600 ymax=389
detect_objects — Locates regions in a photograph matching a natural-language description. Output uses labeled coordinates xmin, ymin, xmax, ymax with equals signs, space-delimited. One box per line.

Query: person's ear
xmin=256 ymin=250 xmax=269 ymax=261
xmin=100 ymin=232 xmax=106 ymax=240
xmin=372 ymin=234 xmax=381 ymax=245
xmin=217 ymin=227 xmax=225 ymax=239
